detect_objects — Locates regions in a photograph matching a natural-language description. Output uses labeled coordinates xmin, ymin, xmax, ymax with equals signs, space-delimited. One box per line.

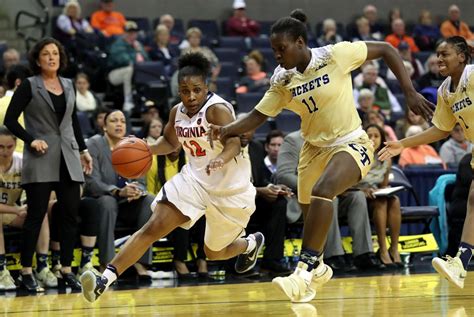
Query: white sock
xmin=244 ymin=235 xmax=257 ymax=254
xmin=102 ymin=269 xmax=117 ymax=288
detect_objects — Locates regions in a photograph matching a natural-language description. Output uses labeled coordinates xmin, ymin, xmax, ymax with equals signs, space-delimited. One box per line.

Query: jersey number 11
xmin=302 ymin=96 xmax=318 ymax=114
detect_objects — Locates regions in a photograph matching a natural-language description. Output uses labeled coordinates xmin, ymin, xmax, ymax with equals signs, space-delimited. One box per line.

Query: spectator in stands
xmin=90 ymin=0 xmax=126 ymax=37
xmin=135 ymin=100 xmax=160 ymax=139
xmin=93 ymin=107 xmax=109 ymax=135
xmin=440 ymin=123 xmax=473 ymax=168
xmin=0 ymin=126 xmax=57 ymax=291
xmin=362 ymin=4 xmax=385 ymax=40
xmin=388 ymin=8 xmax=402 ymax=25
xmin=236 ymin=50 xmax=271 ymax=94
xmin=440 ymin=5 xmax=474 ymax=44
xmin=397 ymin=42 xmax=425 ymax=80
xmin=239 ymin=126 xmax=291 ymax=274
xmin=446 ymin=153 xmax=471 ymax=256
xmin=417 ymin=54 xmax=445 ymax=91
xmin=143 ymin=118 xmax=163 ymax=144
xmin=367 ymin=110 xmax=398 ymax=142
xmin=413 ymin=9 xmax=442 ymax=51
xmin=4 ymin=38 xmax=93 ymax=291
xmin=399 ymin=125 xmax=445 ymax=168
xmin=107 ymin=21 xmax=149 ymax=112
xmin=385 ymin=18 xmax=420 ymax=53
xmin=149 ymin=24 xmax=178 ymax=78
xmin=225 ymin=0 xmax=260 ymax=37
xmin=0 ymin=65 xmax=31 ymax=153
xmin=357 ymin=88 xmax=375 ymax=123
xmin=145 ymin=146 xmax=208 ymax=278
xmin=354 ymin=64 xmax=402 ymax=117
xmin=357 ymin=124 xmax=402 ymax=268
xmin=352 ymin=17 xmax=377 ymax=42
xmin=276 ymin=130 xmax=382 ymax=272
xmin=0 ymin=49 xmax=20 ymax=80
xmin=352 ymin=61 xmax=386 ymax=88
xmin=75 ymin=73 xmax=99 ymax=113
xmin=159 ymin=14 xmax=182 ymax=45
xmin=180 ymin=27 xmax=221 ymax=83
xmin=84 ymin=110 xmax=154 ymax=276
xmin=395 ymin=109 xmax=430 ymax=140
xmin=316 ymin=19 xmax=344 ymax=47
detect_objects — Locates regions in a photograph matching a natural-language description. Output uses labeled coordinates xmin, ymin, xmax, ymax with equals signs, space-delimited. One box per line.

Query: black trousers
xmin=22 ymin=157 xmax=81 ymax=267
xmin=50 ymin=197 xmax=100 ymax=241
xmin=170 ymin=217 xmax=206 ymax=262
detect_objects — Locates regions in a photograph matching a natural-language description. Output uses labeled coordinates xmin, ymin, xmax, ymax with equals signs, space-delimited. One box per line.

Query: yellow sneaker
xmin=432 ymin=256 xmax=467 ymax=289
xmin=272 ymin=262 xmax=316 ymax=303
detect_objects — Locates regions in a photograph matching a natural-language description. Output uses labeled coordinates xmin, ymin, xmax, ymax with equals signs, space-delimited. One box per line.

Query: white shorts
xmin=151 ymin=171 xmax=256 ymax=251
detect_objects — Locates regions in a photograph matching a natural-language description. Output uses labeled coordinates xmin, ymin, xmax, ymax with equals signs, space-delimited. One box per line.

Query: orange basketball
xmin=111 ymin=137 xmax=152 ymax=179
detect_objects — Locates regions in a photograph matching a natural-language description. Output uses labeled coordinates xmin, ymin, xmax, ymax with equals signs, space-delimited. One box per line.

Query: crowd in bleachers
xmin=0 ymin=0 xmax=473 ymax=292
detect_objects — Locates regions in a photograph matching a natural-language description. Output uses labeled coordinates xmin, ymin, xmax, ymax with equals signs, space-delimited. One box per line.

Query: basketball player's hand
xmin=406 ymin=91 xmax=435 ymax=121
xmin=361 ymin=188 xmax=376 ymax=200
xmin=207 ymin=124 xmax=223 ymax=149
xmin=80 ymin=151 xmax=93 ymax=175
xmin=206 ymin=157 xmax=225 ymax=175
xmin=378 ymin=141 xmax=404 ymax=161
xmin=31 ymin=139 xmax=48 ymax=154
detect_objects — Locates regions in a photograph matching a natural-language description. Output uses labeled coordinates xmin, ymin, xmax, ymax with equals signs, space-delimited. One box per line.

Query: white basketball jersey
xmin=0 ymin=152 xmax=23 ymax=206
xmin=174 ymin=93 xmax=252 ymax=194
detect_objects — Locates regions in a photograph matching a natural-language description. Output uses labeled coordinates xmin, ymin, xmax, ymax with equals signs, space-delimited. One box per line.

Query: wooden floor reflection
xmin=1 ymin=273 xmax=473 ymax=316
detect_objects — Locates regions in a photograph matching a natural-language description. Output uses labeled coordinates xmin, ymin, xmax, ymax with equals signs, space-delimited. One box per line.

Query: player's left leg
xmin=433 ymin=180 xmax=474 ymax=288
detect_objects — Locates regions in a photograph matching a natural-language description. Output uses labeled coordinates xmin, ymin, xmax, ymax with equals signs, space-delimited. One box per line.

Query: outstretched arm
xmin=365 ymin=41 xmax=435 ymax=120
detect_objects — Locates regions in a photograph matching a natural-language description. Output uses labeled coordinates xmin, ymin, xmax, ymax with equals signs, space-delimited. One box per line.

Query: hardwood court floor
xmin=1 ymin=273 xmax=473 ymax=316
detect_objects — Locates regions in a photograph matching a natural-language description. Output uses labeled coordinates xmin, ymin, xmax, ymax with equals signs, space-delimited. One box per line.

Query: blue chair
xmin=251 ymin=37 xmax=271 ymax=49
xmin=236 ymin=92 xmax=264 ymax=113
xmin=213 ymin=47 xmax=243 ymax=63
xmin=219 ymin=61 xmax=240 ymax=79
xmin=76 ymin=111 xmax=94 ymax=138
xmin=258 ymin=48 xmax=278 ymax=72
xmin=219 ymin=36 xmax=247 ymax=51
xmin=214 ymin=77 xmax=236 ymax=101
xmin=274 ymin=110 xmax=301 ymax=133
xmin=133 ymin=61 xmax=168 ymax=85
xmin=188 ymin=19 xmax=220 ymax=43
xmin=258 ymin=21 xmax=276 ymax=36
xmin=126 ymin=17 xmax=151 ymax=33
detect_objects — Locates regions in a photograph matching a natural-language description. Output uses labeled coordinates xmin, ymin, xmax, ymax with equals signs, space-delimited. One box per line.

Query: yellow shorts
xmin=297 ymin=134 xmax=374 ymax=204
xmin=0 ymin=213 xmax=17 ymax=225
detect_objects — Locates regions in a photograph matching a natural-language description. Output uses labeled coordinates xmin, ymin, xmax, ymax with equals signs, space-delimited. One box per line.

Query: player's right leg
xmin=80 ymin=202 xmax=188 ymax=303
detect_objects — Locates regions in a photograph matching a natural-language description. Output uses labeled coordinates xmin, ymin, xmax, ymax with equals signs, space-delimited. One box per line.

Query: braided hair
xmin=445 ymin=36 xmax=473 ymax=65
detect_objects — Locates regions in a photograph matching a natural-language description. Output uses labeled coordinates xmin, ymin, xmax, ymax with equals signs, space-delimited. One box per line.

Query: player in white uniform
xmin=81 ymin=53 xmax=264 ymax=303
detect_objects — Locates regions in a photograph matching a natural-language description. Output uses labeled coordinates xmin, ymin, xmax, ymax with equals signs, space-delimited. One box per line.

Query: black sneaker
xmin=80 ymin=271 xmax=107 ymax=303
xmin=58 ymin=272 xmax=82 ymax=290
xmin=17 ymin=273 xmax=44 ymax=293
xmin=235 ymin=232 xmax=265 ymax=273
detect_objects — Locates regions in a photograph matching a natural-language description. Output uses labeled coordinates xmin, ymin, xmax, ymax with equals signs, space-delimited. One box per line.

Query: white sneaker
xmin=51 ymin=264 xmax=62 ymax=279
xmin=310 ymin=260 xmax=333 ymax=288
xmin=77 ymin=262 xmax=101 ymax=279
xmin=272 ymin=262 xmax=316 ymax=303
xmin=34 ymin=267 xmax=58 ymax=288
xmin=432 ymin=256 xmax=467 ymax=289
xmin=0 ymin=269 xmax=16 ymax=291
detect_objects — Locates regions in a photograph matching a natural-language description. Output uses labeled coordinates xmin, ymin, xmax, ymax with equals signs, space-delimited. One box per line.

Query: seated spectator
xmin=90 ymin=0 xmax=126 ymax=37
xmin=366 ymin=110 xmax=398 ymax=142
xmin=357 ymin=124 xmax=402 ymax=268
xmin=225 ymin=0 xmax=260 ymax=37
xmin=0 ymin=126 xmax=56 ymax=291
xmin=354 ymin=64 xmax=402 ymax=117
xmin=135 ymin=100 xmax=160 ymax=139
xmin=357 ymin=88 xmax=375 ymax=123
xmin=440 ymin=4 xmax=474 ymax=44
xmin=352 ymin=17 xmax=377 ymax=42
xmin=143 ymin=118 xmax=163 ymax=144
xmin=352 ymin=61 xmax=386 ymax=88
xmin=385 ymin=18 xmax=420 ymax=53
xmin=236 ymin=50 xmax=270 ymax=94
xmin=180 ymin=27 xmax=221 ymax=82
xmin=440 ymin=123 xmax=473 ymax=168
xmin=0 ymin=65 xmax=31 ymax=153
xmin=107 ymin=21 xmax=149 ymax=112
xmin=159 ymin=14 xmax=182 ymax=45
xmin=0 ymin=49 xmax=20 ymax=79
xmin=92 ymin=107 xmax=110 ymax=135
xmin=413 ymin=9 xmax=442 ymax=51
xmin=317 ymin=18 xmax=344 ymax=47
xmin=362 ymin=4 xmax=385 ymax=40
xmin=399 ymin=125 xmax=445 ymax=168
xmin=446 ymin=153 xmax=471 ymax=256
xmin=395 ymin=109 xmax=430 ymax=140
xmin=149 ymin=24 xmax=178 ymax=77
xmin=75 ymin=73 xmax=99 ymax=113
xmin=398 ymin=42 xmax=425 ymax=80
xmin=84 ymin=110 xmax=154 ymax=276
xmin=417 ymin=54 xmax=445 ymax=90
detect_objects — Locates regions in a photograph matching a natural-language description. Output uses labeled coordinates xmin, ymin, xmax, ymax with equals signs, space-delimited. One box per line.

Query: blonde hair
xmin=245 ymin=50 xmax=264 ymax=66
xmin=63 ymin=0 xmax=81 ymax=17
xmin=358 ymin=88 xmax=374 ymax=101
xmin=186 ymin=27 xmax=202 ymax=39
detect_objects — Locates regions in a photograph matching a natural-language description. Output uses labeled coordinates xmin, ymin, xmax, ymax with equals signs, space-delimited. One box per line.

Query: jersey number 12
xmin=183 ymin=140 xmax=206 ymax=157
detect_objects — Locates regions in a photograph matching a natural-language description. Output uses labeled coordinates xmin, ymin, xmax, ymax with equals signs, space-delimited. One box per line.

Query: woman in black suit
xmin=5 ymin=37 xmax=93 ymax=291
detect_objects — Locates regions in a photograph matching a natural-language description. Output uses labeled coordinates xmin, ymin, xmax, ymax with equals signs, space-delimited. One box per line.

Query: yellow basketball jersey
xmin=0 ymin=152 xmax=23 ymax=206
xmin=255 ymin=41 xmax=367 ymax=147
xmin=432 ymin=65 xmax=474 ymax=142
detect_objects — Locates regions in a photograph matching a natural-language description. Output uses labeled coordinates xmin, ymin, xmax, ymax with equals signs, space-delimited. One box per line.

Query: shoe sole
xmin=80 ymin=271 xmax=98 ymax=303
xmin=310 ymin=265 xmax=333 ymax=288
xmin=432 ymin=259 xmax=464 ymax=289
xmin=235 ymin=233 xmax=265 ymax=274
xmin=272 ymin=277 xmax=316 ymax=303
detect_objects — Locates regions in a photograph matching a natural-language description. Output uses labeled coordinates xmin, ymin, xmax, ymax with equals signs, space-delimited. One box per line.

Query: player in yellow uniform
xmin=380 ymin=36 xmax=474 ymax=289
xmin=209 ymin=14 xmax=433 ymax=302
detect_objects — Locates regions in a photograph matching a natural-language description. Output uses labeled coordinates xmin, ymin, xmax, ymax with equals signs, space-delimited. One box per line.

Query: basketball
xmin=111 ymin=137 xmax=152 ymax=179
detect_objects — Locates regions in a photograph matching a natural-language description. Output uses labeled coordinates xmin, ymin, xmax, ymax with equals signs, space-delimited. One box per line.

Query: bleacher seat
xmin=214 ymin=77 xmax=236 ymax=101
xmin=134 ymin=61 xmax=168 ymax=84
xmin=218 ymin=36 xmax=247 ymax=51
xmin=258 ymin=48 xmax=278 ymax=72
xmin=77 ymin=111 xmax=95 ymax=138
xmin=219 ymin=61 xmax=240 ymax=79
xmin=127 ymin=17 xmax=151 ymax=33
xmin=274 ymin=110 xmax=301 ymax=133
xmin=236 ymin=92 xmax=264 ymax=113
xmin=258 ymin=21 xmax=276 ymax=36
xmin=213 ymin=47 xmax=243 ymax=63
xmin=188 ymin=19 xmax=220 ymax=44
xmin=251 ymin=37 xmax=271 ymax=49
